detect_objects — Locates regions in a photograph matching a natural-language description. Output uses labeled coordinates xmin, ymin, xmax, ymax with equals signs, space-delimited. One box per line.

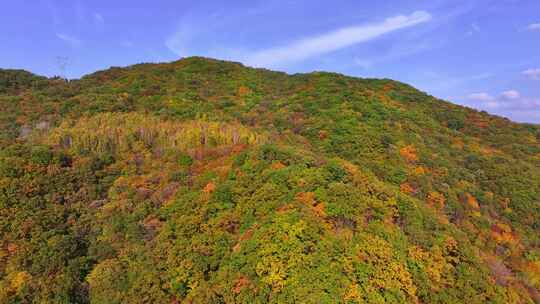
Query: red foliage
xmin=203 ymin=182 xmax=216 ymax=194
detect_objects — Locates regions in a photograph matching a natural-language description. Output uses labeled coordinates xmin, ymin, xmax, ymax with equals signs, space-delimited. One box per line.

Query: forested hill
xmin=1 ymin=57 xmax=539 ymax=303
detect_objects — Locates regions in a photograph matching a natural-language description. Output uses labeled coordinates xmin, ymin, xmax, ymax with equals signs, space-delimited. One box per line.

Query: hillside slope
xmin=0 ymin=57 xmax=539 ymax=303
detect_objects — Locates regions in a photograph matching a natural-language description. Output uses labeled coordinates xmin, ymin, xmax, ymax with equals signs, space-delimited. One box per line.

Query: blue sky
xmin=2 ymin=0 xmax=540 ymax=123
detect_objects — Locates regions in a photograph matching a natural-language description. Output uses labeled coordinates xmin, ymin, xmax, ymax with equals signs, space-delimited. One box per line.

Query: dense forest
xmin=0 ymin=57 xmax=539 ymax=303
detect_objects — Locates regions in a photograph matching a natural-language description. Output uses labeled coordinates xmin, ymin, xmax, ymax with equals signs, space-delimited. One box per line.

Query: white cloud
xmin=56 ymin=33 xmax=82 ymax=47
xmin=527 ymin=23 xmax=540 ymax=31
xmin=522 ymin=68 xmax=540 ymax=80
xmin=166 ymin=11 xmax=433 ymax=68
xmin=482 ymin=99 xmax=540 ymax=123
xmin=243 ymin=11 xmax=432 ymax=67
xmin=94 ymin=13 xmax=105 ymax=27
xmin=500 ymin=90 xmax=520 ymax=100
xmin=121 ymin=41 xmax=134 ymax=48
xmin=467 ymin=92 xmax=495 ymax=102
xmin=466 ymin=23 xmax=480 ymax=36
xmin=466 ymin=90 xmax=540 ymax=118
xmin=467 ymin=92 xmax=502 ymax=109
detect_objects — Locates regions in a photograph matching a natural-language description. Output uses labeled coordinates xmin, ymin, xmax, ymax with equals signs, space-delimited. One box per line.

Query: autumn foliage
xmin=0 ymin=57 xmax=539 ymax=303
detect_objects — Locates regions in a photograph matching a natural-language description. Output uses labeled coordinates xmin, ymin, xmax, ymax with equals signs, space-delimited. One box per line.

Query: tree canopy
xmin=0 ymin=57 xmax=539 ymax=303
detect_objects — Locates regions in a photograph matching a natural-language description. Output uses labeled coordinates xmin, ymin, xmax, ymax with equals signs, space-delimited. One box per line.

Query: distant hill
xmin=0 ymin=57 xmax=539 ymax=303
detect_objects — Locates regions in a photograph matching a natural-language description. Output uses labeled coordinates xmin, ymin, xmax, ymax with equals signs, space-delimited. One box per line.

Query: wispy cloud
xmin=468 ymin=92 xmax=495 ymax=102
xmin=349 ymin=4 xmax=476 ymax=71
xmin=466 ymin=23 xmax=480 ymax=36
xmin=353 ymin=40 xmax=433 ymax=70
xmin=75 ymin=2 xmax=86 ymax=22
xmin=522 ymin=68 xmax=540 ymax=80
xmin=495 ymin=97 xmax=540 ymax=111
xmin=93 ymin=13 xmax=105 ymax=28
xmin=56 ymin=33 xmax=82 ymax=47
xmin=468 ymin=90 xmax=522 ymax=105
xmin=500 ymin=90 xmax=520 ymax=100
xmin=467 ymin=90 xmax=540 ymax=113
xmin=243 ymin=11 xmax=432 ymax=67
xmin=166 ymin=10 xmax=432 ymax=68
xmin=121 ymin=41 xmax=134 ymax=48
xmin=45 ymin=0 xmax=62 ymax=26
xmin=426 ymin=72 xmax=493 ymax=92
xmin=353 ymin=58 xmax=374 ymax=70
xmin=527 ymin=23 xmax=540 ymax=31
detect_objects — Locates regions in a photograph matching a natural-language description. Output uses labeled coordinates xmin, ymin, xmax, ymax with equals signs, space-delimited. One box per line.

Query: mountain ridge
xmin=2 ymin=56 xmax=538 ymax=128
xmin=0 ymin=56 xmax=539 ymax=303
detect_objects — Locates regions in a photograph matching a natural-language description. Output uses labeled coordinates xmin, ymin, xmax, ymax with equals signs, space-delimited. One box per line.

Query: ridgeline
xmin=1 ymin=57 xmax=539 ymax=303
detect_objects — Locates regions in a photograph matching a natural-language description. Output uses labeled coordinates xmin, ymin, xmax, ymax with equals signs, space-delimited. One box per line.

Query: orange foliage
xmin=408 ymin=238 xmax=459 ymax=291
xmin=296 ymin=192 xmax=326 ymax=217
xmin=143 ymin=216 xmax=163 ymax=232
xmin=383 ymin=83 xmax=394 ymax=92
xmin=233 ymin=228 xmax=256 ymax=253
xmin=239 ymin=228 xmax=254 ymax=242
xmin=343 ymin=283 xmax=361 ymax=302
xmin=400 ymin=145 xmax=419 ymax=162
xmin=203 ymin=182 xmax=216 ymax=194
xmin=231 ymin=144 xmax=248 ymax=153
xmin=467 ymin=113 xmax=490 ymax=129
xmin=318 ymin=130 xmax=329 ymax=140
xmin=400 ymin=183 xmax=417 ymax=195
xmin=312 ymin=202 xmax=326 ymax=217
xmin=237 ymin=86 xmax=251 ymax=96
xmin=296 ymin=192 xmax=316 ymax=205
xmin=341 ymin=161 xmax=359 ymax=176
xmin=270 ymin=161 xmax=286 ymax=170
xmin=10 ymin=271 xmax=31 ymax=293
xmin=528 ymin=261 xmax=540 ymax=276
xmin=464 ymin=193 xmax=480 ymax=210
xmin=451 ymin=137 xmax=464 ymax=150
xmin=232 ymin=276 xmax=251 ymax=294
xmin=484 ymin=191 xmax=494 ymax=202
xmin=407 ymin=246 xmax=428 ymax=261
xmin=479 ymin=146 xmax=499 ymax=156
xmin=376 ymin=90 xmax=402 ymax=109
xmin=7 ymin=243 xmax=18 ymax=254
xmin=232 ymin=243 xmax=242 ymax=253
xmin=413 ymin=166 xmax=428 ymax=176
xmin=427 ymin=191 xmax=445 ymax=209
xmin=438 ymin=169 xmax=450 ymax=179
xmin=491 ymin=223 xmax=515 ymax=244
xmin=499 ymin=197 xmax=510 ymax=209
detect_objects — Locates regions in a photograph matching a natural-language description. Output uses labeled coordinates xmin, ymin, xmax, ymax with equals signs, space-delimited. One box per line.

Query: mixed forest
xmin=0 ymin=57 xmax=539 ymax=303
